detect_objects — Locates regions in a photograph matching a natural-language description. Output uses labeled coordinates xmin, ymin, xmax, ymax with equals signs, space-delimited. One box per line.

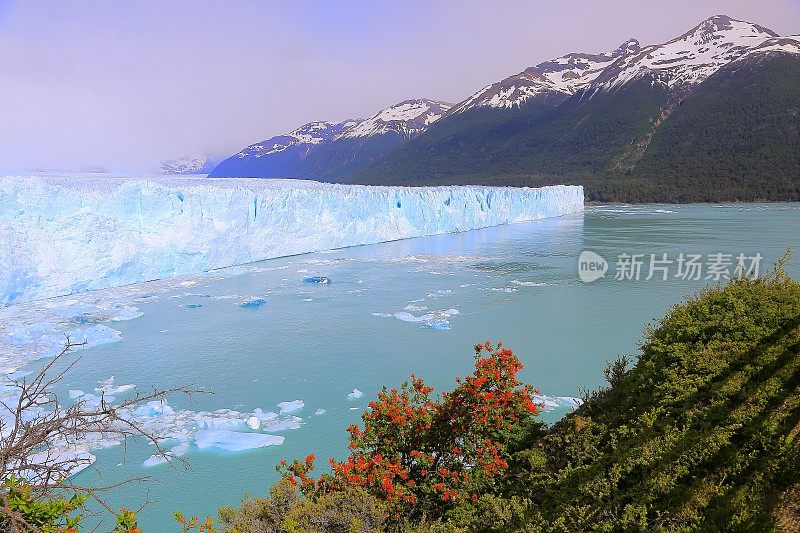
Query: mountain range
xmin=208 ymin=15 xmax=800 ymax=202
xmin=159 ymin=154 xmax=216 ymax=175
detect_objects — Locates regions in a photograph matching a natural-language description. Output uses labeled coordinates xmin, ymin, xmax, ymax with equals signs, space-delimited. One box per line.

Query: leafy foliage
xmin=450 ymin=266 xmax=800 ymax=531
xmin=0 ymin=477 xmax=142 ymax=533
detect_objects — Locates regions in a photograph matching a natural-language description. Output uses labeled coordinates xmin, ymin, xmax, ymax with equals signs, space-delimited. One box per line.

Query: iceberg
xmin=0 ymin=176 xmax=583 ymax=305
xmin=239 ymin=298 xmax=267 ymax=308
xmin=277 ymin=400 xmax=304 ymax=413
xmin=23 ymin=448 xmax=96 ymax=479
xmin=262 ymin=416 xmax=302 ymax=432
xmin=533 ymin=394 xmax=584 ymax=411
xmin=246 ymin=416 xmax=261 ymax=430
xmin=348 ymin=388 xmax=364 ymax=400
xmin=303 ymin=276 xmax=331 ymax=284
xmin=193 ymin=429 xmax=284 ymax=452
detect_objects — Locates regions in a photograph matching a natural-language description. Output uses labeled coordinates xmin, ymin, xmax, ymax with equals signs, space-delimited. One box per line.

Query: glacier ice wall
xmin=0 ymin=176 xmax=583 ymax=305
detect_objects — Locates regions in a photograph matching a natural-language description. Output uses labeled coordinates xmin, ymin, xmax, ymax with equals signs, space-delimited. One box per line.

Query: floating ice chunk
xmin=143 ymin=454 xmax=169 ymax=467
xmin=24 ymin=448 xmax=96 ymax=479
xmin=303 ymin=276 xmax=331 ymax=284
xmin=374 ymin=308 xmax=459 ymax=330
xmin=171 ymin=442 xmax=190 ymax=456
xmin=52 ymin=303 xmax=103 ymax=319
xmin=108 ymin=384 xmax=134 ymax=395
xmin=262 ymin=416 xmax=301 ymax=432
xmin=47 ymin=325 xmax=122 ymax=349
xmin=252 ymin=408 xmax=278 ymax=421
xmin=393 ymin=312 xmax=423 ymax=323
xmin=179 ymin=281 xmax=197 ymax=288
xmin=314 ymin=409 xmax=325 ymax=416
xmin=404 ymin=304 xmax=428 ymax=312
xmin=428 ymin=289 xmax=452 ymax=297
xmin=510 ymin=280 xmax=547 ymax=287
xmin=246 ymin=416 xmax=261 ymax=430
xmin=95 ymin=376 xmax=135 ymax=395
xmin=143 ymin=441 xmax=191 ymax=467
xmin=240 ymin=298 xmax=267 ymax=308
xmin=561 ymin=397 xmax=583 ymax=408
xmin=69 ymin=389 xmax=85 ymax=399
xmin=193 ymin=430 xmax=284 ymax=452
xmin=111 ymin=306 xmax=144 ymax=321
xmin=534 ymin=394 xmax=584 ymax=412
xmin=5 ymin=322 xmax=53 ymax=346
xmin=79 ymin=393 xmax=114 ymax=408
xmin=348 ymin=389 xmax=363 ymax=400
xmin=133 ymin=401 xmax=175 ymax=418
xmin=194 ymin=415 xmax=245 ymax=431
xmin=277 ymin=400 xmax=304 ymax=413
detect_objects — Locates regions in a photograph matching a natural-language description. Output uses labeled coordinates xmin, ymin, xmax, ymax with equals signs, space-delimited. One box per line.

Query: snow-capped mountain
xmin=209 ymin=100 xmax=451 ymax=179
xmin=159 ymin=154 xmax=215 ymax=175
xmin=235 ymin=120 xmax=360 ymax=160
xmin=450 ymin=39 xmax=641 ymax=113
xmin=338 ymin=99 xmax=452 ymax=138
xmin=208 ymin=120 xmax=358 ymax=178
xmin=594 ymin=15 xmax=784 ymax=90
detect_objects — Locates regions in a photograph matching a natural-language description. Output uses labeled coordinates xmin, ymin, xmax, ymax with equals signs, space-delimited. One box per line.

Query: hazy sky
xmin=0 ymin=0 xmax=798 ymax=172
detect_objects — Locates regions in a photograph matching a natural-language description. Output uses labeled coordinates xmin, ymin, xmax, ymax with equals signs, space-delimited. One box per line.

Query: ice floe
xmin=193 ymin=430 xmax=284 ymax=453
xmin=240 ymin=298 xmax=267 ymax=308
xmin=277 ymin=400 xmax=305 ymax=413
xmin=348 ymin=389 xmax=363 ymax=400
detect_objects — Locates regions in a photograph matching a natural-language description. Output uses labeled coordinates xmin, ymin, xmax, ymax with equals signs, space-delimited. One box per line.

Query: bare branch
xmin=0 ymin=341 xmax=207 ymax=530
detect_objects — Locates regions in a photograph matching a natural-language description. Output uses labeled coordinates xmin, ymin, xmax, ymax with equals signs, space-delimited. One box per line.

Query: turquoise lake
xmin=7 ymin=203 xmax=800 ymax=530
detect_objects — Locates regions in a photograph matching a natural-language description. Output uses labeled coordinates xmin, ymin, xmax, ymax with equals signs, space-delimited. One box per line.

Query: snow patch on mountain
xmin=595 ymin=15 xmax=786 ymax=90
xmin=338 ymin=99 xmax=453 ymax=138
xmin=236 ymin=120 xmax=360 ymax=159
xmin=735 ymin=36 xmax=800 ymax=62
xmin=451 ymin=39 xmax=641 ymax=113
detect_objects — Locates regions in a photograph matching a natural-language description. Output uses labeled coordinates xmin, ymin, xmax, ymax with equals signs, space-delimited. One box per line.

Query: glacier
xmin=0 ymin=176 xmax=583 ymax=305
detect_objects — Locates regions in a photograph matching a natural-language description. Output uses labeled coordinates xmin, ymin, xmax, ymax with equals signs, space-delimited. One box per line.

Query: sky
xmin=0 ymin=0 xmax=798 ymax=173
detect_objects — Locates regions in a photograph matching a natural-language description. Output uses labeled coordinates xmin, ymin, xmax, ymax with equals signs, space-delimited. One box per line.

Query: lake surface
xmin=4 ymin=203 xmax=799 ymax=530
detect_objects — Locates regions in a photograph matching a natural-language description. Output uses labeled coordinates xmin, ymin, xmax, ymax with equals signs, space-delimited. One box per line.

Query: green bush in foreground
xmin=220 ymin=264 xmax=800 ymax=532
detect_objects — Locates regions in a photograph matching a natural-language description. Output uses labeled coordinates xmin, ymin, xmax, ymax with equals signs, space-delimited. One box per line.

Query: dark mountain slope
xmin=632 ymin=53 xmax=800 ymax=202
xmin=355 ymin=78 xmax=670 ymax=187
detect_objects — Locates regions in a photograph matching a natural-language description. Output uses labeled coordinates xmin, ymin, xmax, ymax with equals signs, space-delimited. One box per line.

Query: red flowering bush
xmin=278 ymin=341 xmax=539 ymax=516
